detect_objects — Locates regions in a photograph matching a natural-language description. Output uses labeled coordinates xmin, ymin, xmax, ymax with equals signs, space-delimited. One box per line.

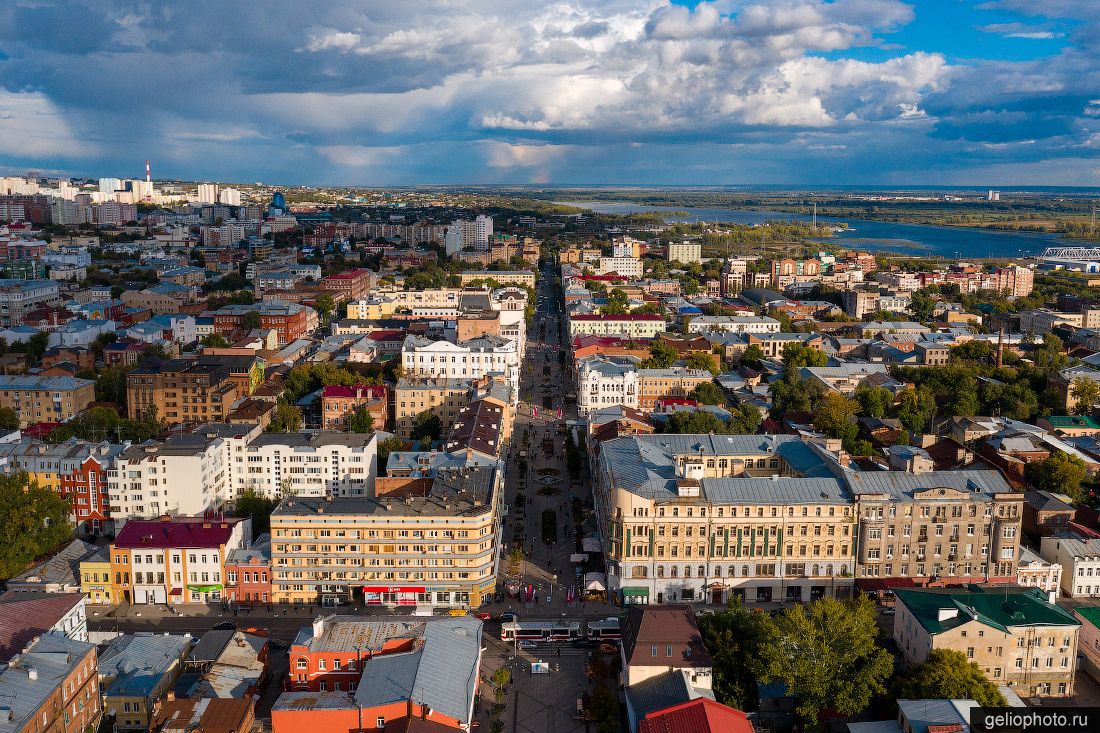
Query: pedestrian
xmin=557 ymin=647 xmax=561 ymax=657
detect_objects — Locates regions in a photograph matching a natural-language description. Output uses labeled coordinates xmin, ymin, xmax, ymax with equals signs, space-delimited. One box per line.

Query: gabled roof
xmin=622 ymin=605 xmax=712 ymax=670
xmin=639 ymin=698 xmax=752 ymax=733
xmin=114 ymin=517 xmax=241 ymax=549
xmin=0 ymin=591 xmax=85 ymax=658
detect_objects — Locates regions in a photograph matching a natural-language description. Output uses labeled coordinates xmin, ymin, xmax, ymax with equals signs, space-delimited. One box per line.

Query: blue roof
xmin=99 ymin=633 xmax=192 ymax=698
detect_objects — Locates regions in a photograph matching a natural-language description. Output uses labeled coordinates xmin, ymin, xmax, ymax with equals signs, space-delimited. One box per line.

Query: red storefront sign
xmin=362 ymin=585 xmax=425 ymax=605
xmin=362 ymin=586 xmax=424 ymax=594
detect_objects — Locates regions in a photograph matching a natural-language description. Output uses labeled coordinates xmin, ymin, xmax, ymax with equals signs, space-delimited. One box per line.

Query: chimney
xmin=312 ymin=616 xmax=325 ymax=639
xmin=836 ymin=450 xmax=851 ymax=468
xmin=27 ymin=668 xmax=37 ymax=681
xmin=166 ymin=691 xmax=175 ymax=702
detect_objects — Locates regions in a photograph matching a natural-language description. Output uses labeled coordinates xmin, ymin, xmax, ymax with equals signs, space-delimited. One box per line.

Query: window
xmin=377 ymin=718 xmax=386 ymax=729
xmin=651 ymin=645 xmax=658 ymax=657
xmin=318 ymin=659 xmax=326 ymax=670
xmin=666 ymin=645 xmax=672 ymax=657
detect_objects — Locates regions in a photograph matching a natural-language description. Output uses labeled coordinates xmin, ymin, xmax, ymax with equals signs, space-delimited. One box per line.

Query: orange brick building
xmin=320 ymin=384 xmax=387 ymax=431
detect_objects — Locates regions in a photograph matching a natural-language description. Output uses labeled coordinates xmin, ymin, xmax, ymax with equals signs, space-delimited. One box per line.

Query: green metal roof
xmin=895 ymin=585 xmax=1079 ymax=636
xmin=1045 ymin=415 xmax=1100 ymax=429
xmin=1076 ymin=606 xmax=1100 ymax=629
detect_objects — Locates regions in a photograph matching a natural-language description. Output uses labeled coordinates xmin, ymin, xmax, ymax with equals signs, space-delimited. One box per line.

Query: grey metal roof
xmin=702 ymin=476 xmax=850 ymax=505
xmin=8 ymin=538 xmax=99 ymax=589
xmin=99 ymin=633 xmax=192 ymax=698
xmin=0 ymin=635 xmax=95 ymax=733
xmin=348 ymin=616 xmax=481 ymax=724
xmin=840 ymin=468 xmax=1013 ymax=500
xmin=624 ymin=669 xmax=714 ymax=722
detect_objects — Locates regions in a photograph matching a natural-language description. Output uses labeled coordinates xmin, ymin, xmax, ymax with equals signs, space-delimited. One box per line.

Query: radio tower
xmin=145 ymin=160 xmax=151 ymax=184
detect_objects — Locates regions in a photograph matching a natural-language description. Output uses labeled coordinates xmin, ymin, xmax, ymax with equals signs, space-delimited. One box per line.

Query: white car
xmin=519 ymin=640 xmax=539 ymax=649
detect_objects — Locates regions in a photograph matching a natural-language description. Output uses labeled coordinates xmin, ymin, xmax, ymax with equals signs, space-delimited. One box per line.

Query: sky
xmin=0 ymin=0 xmax=1098 ymax=187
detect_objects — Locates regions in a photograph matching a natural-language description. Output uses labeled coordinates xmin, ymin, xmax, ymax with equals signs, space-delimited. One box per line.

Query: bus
xmin=586 ymin=617 xmax=621 ymax=641
xmin=501 ymin=620 xmax=582 ymax=642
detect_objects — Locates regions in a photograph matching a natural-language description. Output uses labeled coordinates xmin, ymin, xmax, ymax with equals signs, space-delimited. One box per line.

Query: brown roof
xmin=443 ymin=399 xmax=504 ymax=457
xmin=0 ymin=591 xmax=85 ymax=658
xmin=621 ymin=604 xmax=712 ymax=670
xmin=152 ymin=697 xmax=254 ymax=733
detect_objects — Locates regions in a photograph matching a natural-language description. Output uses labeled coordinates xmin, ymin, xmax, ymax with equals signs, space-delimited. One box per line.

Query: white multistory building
xmin=596 ymin=256 xmax=643 ymax=279
xmin=108 ymin=432 xmax=234 ymax=525
xmin=444 ymin=215 xmax=494 ymax=254
xmin=238 ymin=433 xmax=378 ymax=499
xmin=196 ymin=183 xmax=219 ymax=204
xmin=686 ymin=315 xmax=781 ymax=334
xmin=577 ymin=357 xmax=639 ymax=416
xmin=98 ymin=177 xmax=123 ymax=194
xmin=1041 ymin=536 xmax=1100 ymax=598
xmin=218 ymin=187 xmax=242 ymax=206
xmin=402 ymin=334 xmax=520 ymax=402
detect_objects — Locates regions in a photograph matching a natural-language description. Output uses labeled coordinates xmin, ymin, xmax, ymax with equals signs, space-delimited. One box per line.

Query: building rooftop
xmin=0 ymin=591 xmax=85 ymax=659
xmin=273 ymin=465 xmax=496 ymax=519
xmin=895 ymin=585 xmax=1079 ymax=636
xmin=0 ymin=375 xmax=94 ymax=391
xmin=638 ymin=698 xmax=752 ymax=733
xmin=622 ymin=604 xmax=712 ymax=670
xmin=99 ymin=632 xmax=192 ymax=697
xmin=113 ymin=517 xmax=242 ymax=550
xmin=0 ymin=634 xmax=95 ymax=733
xmin=443 ymin=399 xmax=504 ymax=457
xmin=7 ymin=538 xmax=100 ymax=591
xmin=151 ymin=697 xmax=254 ymax=733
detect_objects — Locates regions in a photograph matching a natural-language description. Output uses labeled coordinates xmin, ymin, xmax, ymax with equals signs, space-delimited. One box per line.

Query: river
xmin=554 ymin=200 xmax=1077 ymax=259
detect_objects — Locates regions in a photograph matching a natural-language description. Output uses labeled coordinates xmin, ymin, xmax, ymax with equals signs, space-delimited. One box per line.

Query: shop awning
xmin=621 ymin=586 xmax=649 ymax=597
xmin=170 ymin=588 xmax=182 ymax=596
xmin=187 ymin=584 xmax=223 ymax=593
xmin=581 ymin=537 xmax=602 ymax=554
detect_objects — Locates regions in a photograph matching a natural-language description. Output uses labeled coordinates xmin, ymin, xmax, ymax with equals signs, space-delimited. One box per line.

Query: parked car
xmin=212 ymin=621 xmax=237 ymax=631
xmin=475 ymin=612 xmax=493 ymax=621
xmin=499 ymin=611 xmax=519 ymax=622
xmin=447 ymin=609 xmax=468 ymax=617
xmin=598 ymin=642 xmax=619 ymax=655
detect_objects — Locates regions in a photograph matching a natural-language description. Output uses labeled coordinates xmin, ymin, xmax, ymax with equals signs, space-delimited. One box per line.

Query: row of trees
xmin=0 ymin=472 xmax=73 ymax=580
xmin=699 ymin=596 xmax=1004 ymax=727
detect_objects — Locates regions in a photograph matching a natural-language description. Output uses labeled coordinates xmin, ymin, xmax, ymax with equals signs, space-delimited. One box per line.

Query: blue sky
xmin=0 ymin=0 xmax=1097 ymax=186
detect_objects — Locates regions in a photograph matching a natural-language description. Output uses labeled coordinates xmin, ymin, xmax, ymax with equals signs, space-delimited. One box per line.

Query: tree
xmin=685 ymin=351 xmax=717 ymax=374
xmin=377 ymin=435 xmax=408 ymax=466
xmin=813 ymin=392 xmax=861 ymax=448
xmin=908 ymin=289 xmax=935 ymax=322
xmin=740 ymin=344 xmax=765 ymax=369
xmin=0 ymin=472 xmax=74 ymax=580
xmin=699 ymin=599 xmax=777 ymax=709
xmin=891 ymin=649 xmax=1006 ymax=707
xmin=0 ymin=406 xmax=19 ymax=430
xmin=232 ymin=489 xmax=277 ymax=536
xmin=600 ymin=288 xmax=629 ymax=315
xmin=641 ymin=340 xmax=678 ymax=369
xmin=94 ymin=365 xmax=131 ymax=405
xmin=241 ymin=310 xmax=262 ymax=330
xmin=896 ymin=386 xmax=937 ymax=434
xmin=314 ymin=294 xmax=336 ymax=323
xmin=1025 ymin=451 xmax=1088 ymax=503
xmin=1031 ymin=333 xmax=1068 ymax=376
xmin=411 ymin=410 xmax=442 ymax=443
xmin=268 ymin=400 xmax=303 ymax=432
xmin=201 ymin=333 xmax=231 ymax=348
xmin=781 ymin=343 xmax=829 ymax=369
xmin=693 ymin=381 xmax=726 ymax=406
xmin=854 ymin=385 xmax=892 ymax=418
xmin=348 ymin=406 xmax=374 ymax=433
xmin=1071 ymin=378 xmax=1100 ymax=415
xmin=764 ymin=596 xmax=893 ymax=726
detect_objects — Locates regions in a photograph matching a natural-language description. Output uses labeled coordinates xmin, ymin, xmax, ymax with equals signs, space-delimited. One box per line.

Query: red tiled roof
xmin=367 ymin=330 xmax=406 ymax=342
xmin=322 ymin=268 xmax=371 ymax=280
xmin=639 ymin=698 xmax=753 ymax=733
xmin=0 ymin=592 xmax=85 ymax=658
xmin=321 ymin=384 xmax=387 ymax=400
xmin=114 ymin=517 xmax=241 ymax=549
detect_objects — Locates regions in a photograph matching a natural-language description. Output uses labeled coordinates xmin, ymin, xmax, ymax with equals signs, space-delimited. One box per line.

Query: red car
xmin=475 ymin=612 xmax=493 ymax=621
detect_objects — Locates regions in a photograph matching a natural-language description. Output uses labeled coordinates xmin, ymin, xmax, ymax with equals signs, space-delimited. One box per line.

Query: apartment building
xmin=686 ymin=315 xmax=780 ymax=334
xmin=239 ymin=432 xmax=378 ymax=499
xmin=637 ymin=368 xmax=713 ymax=411
xmin=108 ymin=433 xmax=232 ymax=521
xmin=1040 ymin=536 xmax=1100 ymax=598
xmin=224 ymin=536 xmax=272 ymax=604
xmin=0 ymin=375 xmax=95 ymax=427
xmin=80 ymin=546 xmax=112 ymax=604
xmin=593 ymin=256 xmax=642 ymax=279
xmin=319 ymin=268 xmax=373 ymax=300
xmin=0 ymin=634 xmax=100 ymax=733
xmin=558 ymin=246 xmax=602 ymax=264
xmin=126 ymin=358 xmax=240 ymax=424
xmin=401 ymin=334 xmax=519 ymax=402
xmin=120 ymin=287 xmax=187 ymax=315
xmin=213 ymin=301 xmax=317 ymax=346
xmin=2 ymin=438 xmax=125 ymax=534
xmin=320 ymin=384 xmax=387 ymax=431
xmin=393 ymin=378 xmax=474 ymax=438
xmin=108 ymin=517 xmax=247 ymax=605
xmin=269 ymin=465 xmax=502 ymax=607
xmin=848 ymin=468 xmax=1025 ymax=585
xmin=0 ymin=278 xmax=61 ymax=326
xmin=595 ymin=434 xmax=857 ymax=605
xmin=568 ymin=314 xmax=667 ymax=339
xmin=667 ymin=242 xmax=702 ymax=264
xmin=577 ymin=357 xmax=639 ymax=416
xmin=893 ymin=585 xmax=1080 ymax=698
xmin=994 ymin=265 xmax=1035 ymax=297
xmin=458 ymin=270 xmax=535 ymax=288
xmin=1018 ymin=546 xmax=1062 ymax=594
